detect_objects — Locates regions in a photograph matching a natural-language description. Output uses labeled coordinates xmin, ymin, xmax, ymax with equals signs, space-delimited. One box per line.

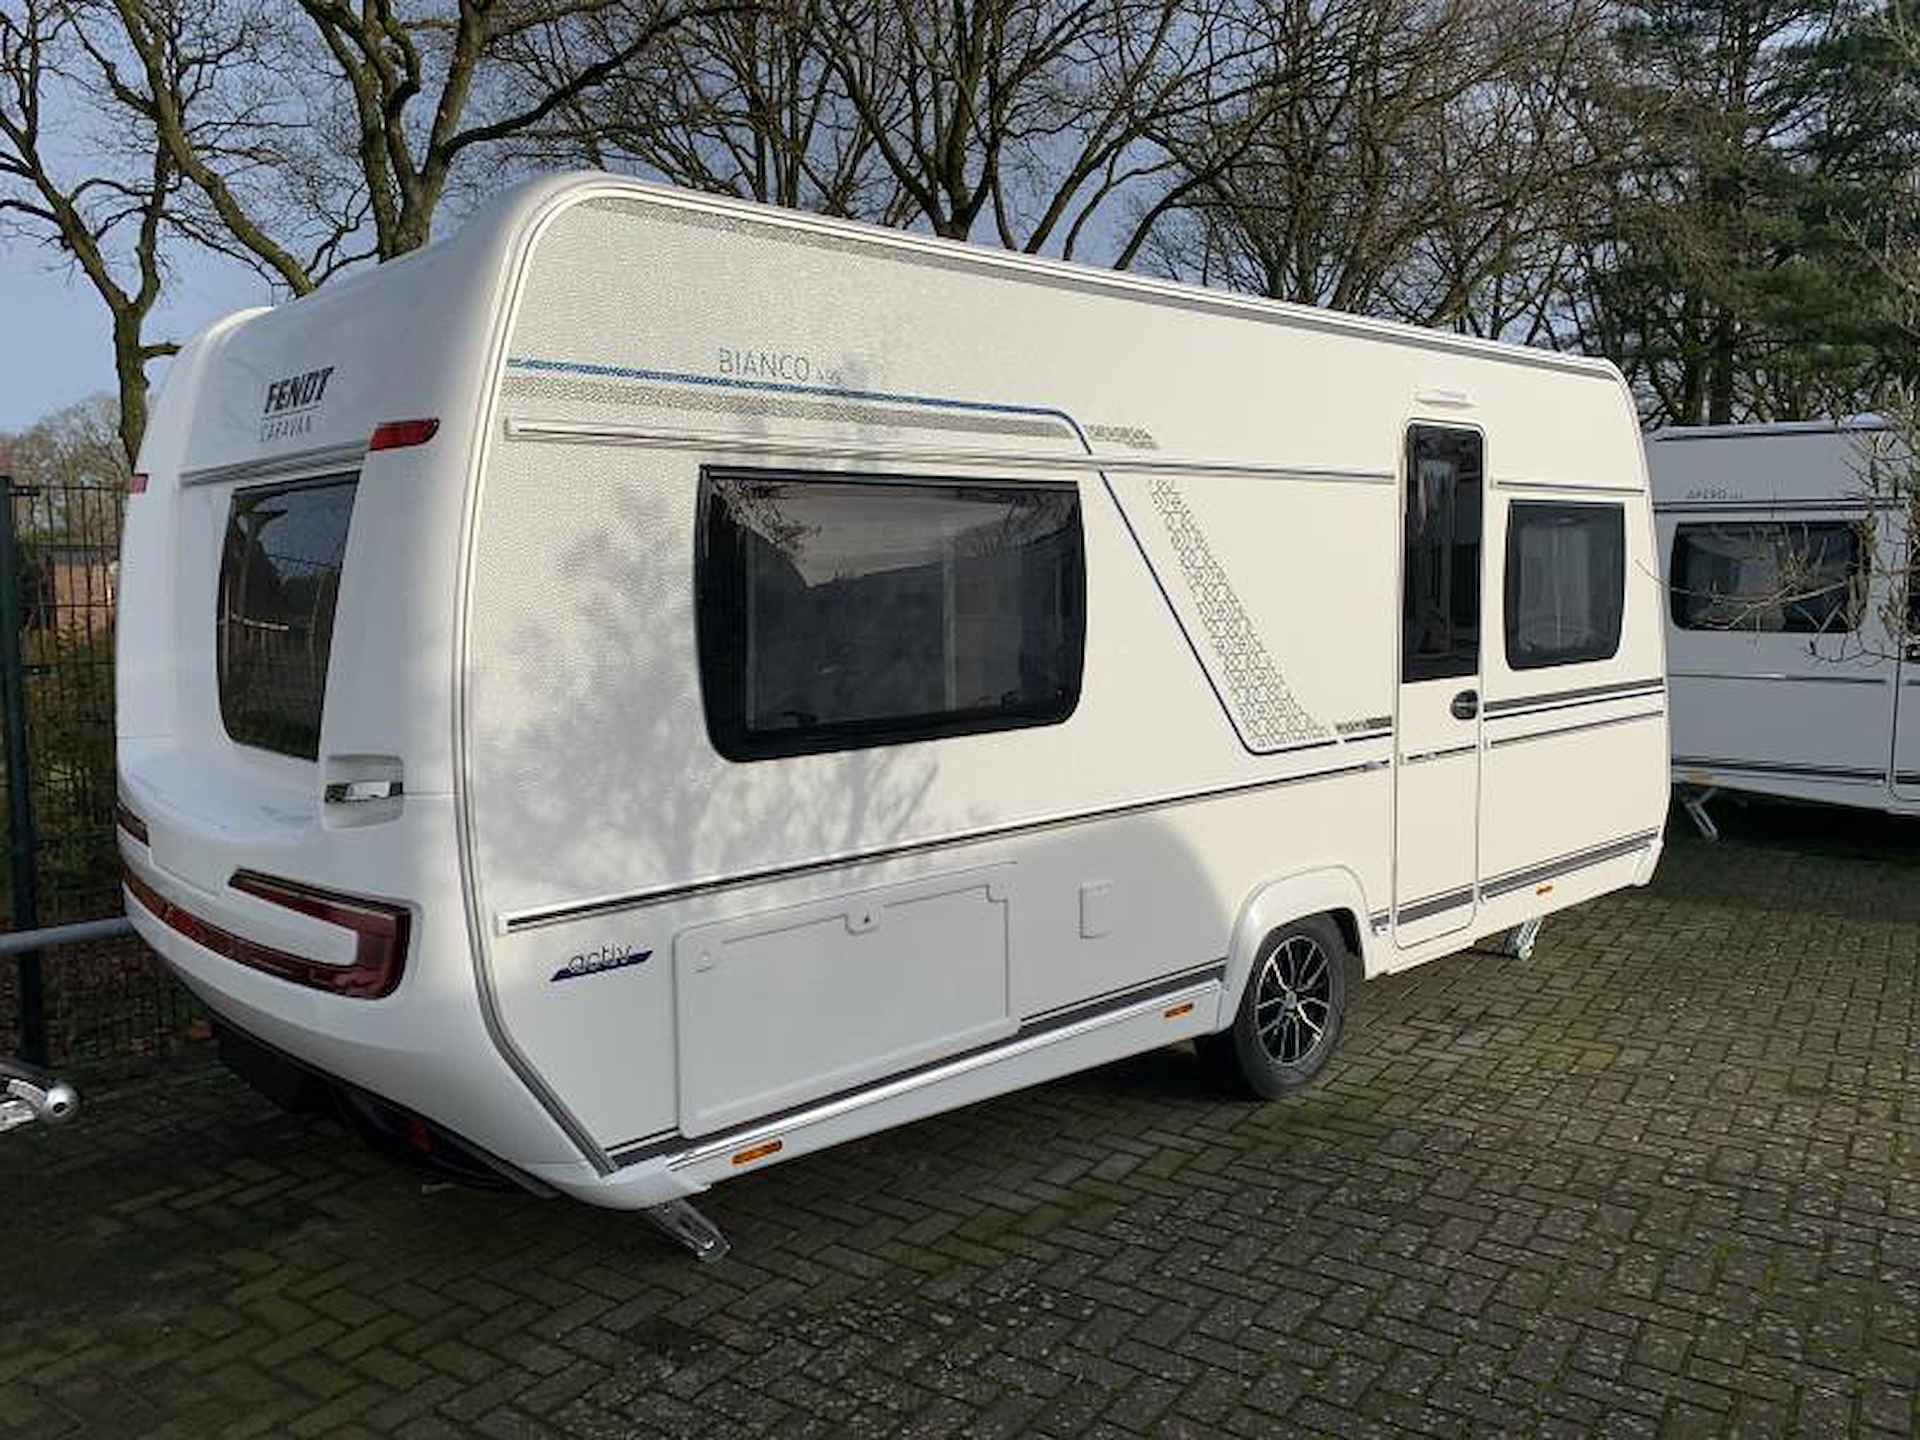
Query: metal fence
xmin=0 ymin=472 xmax=207 ymax=1071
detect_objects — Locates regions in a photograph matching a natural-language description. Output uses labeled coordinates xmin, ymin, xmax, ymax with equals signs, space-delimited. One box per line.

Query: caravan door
xmin=1393 ymin=425 xmax=1485 ymax=944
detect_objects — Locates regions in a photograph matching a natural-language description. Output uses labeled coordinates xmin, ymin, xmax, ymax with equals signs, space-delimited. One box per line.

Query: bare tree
xmin=1 ymin=1 xmax=187 ymax=463
xmin=782 ymin=0 xmax=1268 ymax=264
xmin=511 ymin=0 xmax=911 ymax=220
xmin=1394 ymin=0 xmax=1613 ymax=339
xmin=85 ymin=0 xmax=739 ymax=295
xmin=1146 ymin=0 xmax=1584 ymax=322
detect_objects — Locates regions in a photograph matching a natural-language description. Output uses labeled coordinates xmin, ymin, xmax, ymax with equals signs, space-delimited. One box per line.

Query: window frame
xmin=215 ymin=472 xmax=360 ymax=762
xmin=693 ymin=466 xmax=1088 ymax=763
xmin=1502 ymin=500 xmax=1627 ymax=671
xmin=1668 ymin=519 xmax=1865 ymax=635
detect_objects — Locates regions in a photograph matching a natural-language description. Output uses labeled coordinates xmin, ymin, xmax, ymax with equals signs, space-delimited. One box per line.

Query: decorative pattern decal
xmin=1148 ymin=476 xmax=1330 ymax=750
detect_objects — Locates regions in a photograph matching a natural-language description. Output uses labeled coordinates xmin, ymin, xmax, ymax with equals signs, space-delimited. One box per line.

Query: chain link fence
xmin=0 ymin=474 xmax=207 ymax=1072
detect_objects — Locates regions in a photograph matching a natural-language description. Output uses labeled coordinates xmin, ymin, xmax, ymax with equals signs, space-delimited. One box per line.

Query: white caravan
xmin=1648 ymin=420 xmax=1917 ymax=827
xmin=119 ymin=175 xmax=1669 ymax=1254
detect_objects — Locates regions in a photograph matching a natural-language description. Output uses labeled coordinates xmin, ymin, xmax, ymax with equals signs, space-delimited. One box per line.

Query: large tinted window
xmin=697 ymin=470 xmax=1085 ymax=760
xmin=1670 ymin=521 xmax=1862 ymax=633
xmin=1505 ymin=502 xmax=1625 ymax=669
xmin=217 ymin=477 xmax=358 ymax=759
xmin=1403 ymin=426 xmax=1482 ymax=682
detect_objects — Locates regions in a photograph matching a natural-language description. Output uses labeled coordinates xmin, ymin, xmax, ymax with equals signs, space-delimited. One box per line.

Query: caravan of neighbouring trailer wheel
xmin=116 ymin=175 xmax=1670 ymax=1256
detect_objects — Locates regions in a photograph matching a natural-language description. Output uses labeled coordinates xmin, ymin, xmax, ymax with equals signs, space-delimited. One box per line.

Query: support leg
xmin=1503 ymin=916 xmax=1543 ymax=961
xmin=645 ymin=1198 xmax=731 ymax=1261
xmin=1681 ymin=786 xmax=1720 ymax=842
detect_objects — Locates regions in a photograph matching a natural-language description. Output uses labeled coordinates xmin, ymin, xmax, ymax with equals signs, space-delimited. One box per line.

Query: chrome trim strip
xmin=1672 ymin=755 xmax=1887 ymax=783
xmin=503 ymin=417 xmax=1395 ymax=486
xmin=1480 ymin=830 xmax=1661 ymax=900
xmin=1669 ymin=671 xmax=1887 ymax=686
xmin=1489 ymin=709 xmax=1663 ymax=749
xmin=1484 ymin=677 xmax=1665 ymax=716
xmin=179 ymin=442 xmax=368 ymax=489
xmin=1394 ymin=887 xmax=1474 ymax=924
xmin=1655 ymin=497 xmax=1896 ymax=513
xmin=323 ymin=780 xmax=404 ymax=804
xmin=1022 ymin=960 xmax=1227 ymax=1029
xmin=1401 ymin=743 xmax=1478 ymax=764
xmin=659 ymin=975 xmax=1224 ymax=1171
xmin=1648 ymin=420 xmax=1887 ymax=442
xmin=1494 ymin=479 xmax=1644 ymax=495
xmin=501 ymin=758 xmax=1393 ymax=932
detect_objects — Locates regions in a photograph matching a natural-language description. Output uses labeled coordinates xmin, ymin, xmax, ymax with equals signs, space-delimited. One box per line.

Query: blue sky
xmin=0 ymin=238 xmax=269 ymax=432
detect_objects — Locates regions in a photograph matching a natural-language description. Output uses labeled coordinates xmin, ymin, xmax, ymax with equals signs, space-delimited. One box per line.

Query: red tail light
xmin=368 ymin=418 xmax=440 ymax=452
xmin=124 ymin=868 xmax=409 ymax=999
xmin=115 ymin=799 xmax=149 ymax=845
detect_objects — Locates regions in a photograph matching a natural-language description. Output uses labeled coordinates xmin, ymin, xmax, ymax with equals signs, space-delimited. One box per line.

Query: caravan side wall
xmin=460 ymin=187 xmax=1670 ymax=1179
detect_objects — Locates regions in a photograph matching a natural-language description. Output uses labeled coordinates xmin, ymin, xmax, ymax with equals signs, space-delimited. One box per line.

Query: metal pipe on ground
xmin=0 ymin=916 xmax=136 ymax=957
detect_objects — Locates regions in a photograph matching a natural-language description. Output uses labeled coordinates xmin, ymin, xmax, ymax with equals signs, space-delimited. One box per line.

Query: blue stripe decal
xmin=502 ymin=355 xmax=1351 ymax=761
xmin=506 ymin=356 xmax=1080 ymax=427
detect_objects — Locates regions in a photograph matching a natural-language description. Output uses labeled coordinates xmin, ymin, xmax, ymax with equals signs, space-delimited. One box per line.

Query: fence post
xmin=0 ymin=469 xmax=45 ymax=1065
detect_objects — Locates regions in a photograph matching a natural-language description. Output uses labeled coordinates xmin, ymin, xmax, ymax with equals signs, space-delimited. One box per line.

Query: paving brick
xmin=9 ymin=802 xmax=1920 ymax=1436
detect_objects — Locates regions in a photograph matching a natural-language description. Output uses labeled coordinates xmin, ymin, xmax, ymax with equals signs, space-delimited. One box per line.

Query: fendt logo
xmin=550 ymin=944 xmax=652 ymax=984
xmin=259 ymin=365 xmax=335 ymax=442
xmin=263 ymin=365 xmax=335 ymax=416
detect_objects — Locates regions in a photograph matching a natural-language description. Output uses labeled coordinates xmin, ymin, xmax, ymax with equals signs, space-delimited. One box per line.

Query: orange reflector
xmin=369 ymin=418 xmax=441 ymax=452
xmin=130 ymin=472 xmax=149 ymax=495
xmin=1164 ymin=1002 xmax=1194 ymax=1019
xmin=732 ymin=1139 xmax=783 ymax=1167
xmin=1535 ymin=882 xmax=1554 ymax=896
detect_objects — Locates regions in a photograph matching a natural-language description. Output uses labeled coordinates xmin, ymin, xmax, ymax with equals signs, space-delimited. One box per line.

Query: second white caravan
xmin=119 ymin=175 xmax=1669 ymax=1253
xmin=1648 ymin=420 xmax=1918 ymax=824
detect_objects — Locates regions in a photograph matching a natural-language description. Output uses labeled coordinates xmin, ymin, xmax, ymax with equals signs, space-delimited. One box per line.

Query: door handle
xmin=1450 ymin=689 xmax=1479 ymax=720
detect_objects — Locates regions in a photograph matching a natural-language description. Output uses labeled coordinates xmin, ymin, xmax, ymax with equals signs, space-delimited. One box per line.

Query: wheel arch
xmin=1216 ymin=866 xmax=1376 ymax=1030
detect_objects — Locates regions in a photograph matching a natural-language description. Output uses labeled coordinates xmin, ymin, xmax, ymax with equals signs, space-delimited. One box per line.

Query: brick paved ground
xmin=2 ymin=799 xmax=1917 ymax=1439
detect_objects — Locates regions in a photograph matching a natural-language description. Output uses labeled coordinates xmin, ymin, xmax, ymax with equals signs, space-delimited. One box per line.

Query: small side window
xmin=1504 ymin=502 xmax=1625 ymax=670
xmin=1670 ymin=521 xmax=1863 ymax=633
xmin=696 ymin=469 xmax=1085 ymax=760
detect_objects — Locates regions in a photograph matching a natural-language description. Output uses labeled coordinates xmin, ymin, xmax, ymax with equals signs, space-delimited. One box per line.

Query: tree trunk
xmin=111 ymin=313 xmax=150 ymax=469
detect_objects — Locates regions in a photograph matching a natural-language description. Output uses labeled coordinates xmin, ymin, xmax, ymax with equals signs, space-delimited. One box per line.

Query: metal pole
xmin=0 ymin=916 xmax=134 ymax=957
xmin=0 ymin=471 xmax=45 ymax=1065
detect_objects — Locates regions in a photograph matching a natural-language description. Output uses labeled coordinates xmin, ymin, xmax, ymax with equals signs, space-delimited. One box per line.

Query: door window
xmin=1403 ymin=427 xmax=1483 ymax=682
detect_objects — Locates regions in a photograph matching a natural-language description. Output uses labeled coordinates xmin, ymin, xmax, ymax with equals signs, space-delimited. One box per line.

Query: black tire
xmin=1198 ymin=915 xmax=1348 ymax=1098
